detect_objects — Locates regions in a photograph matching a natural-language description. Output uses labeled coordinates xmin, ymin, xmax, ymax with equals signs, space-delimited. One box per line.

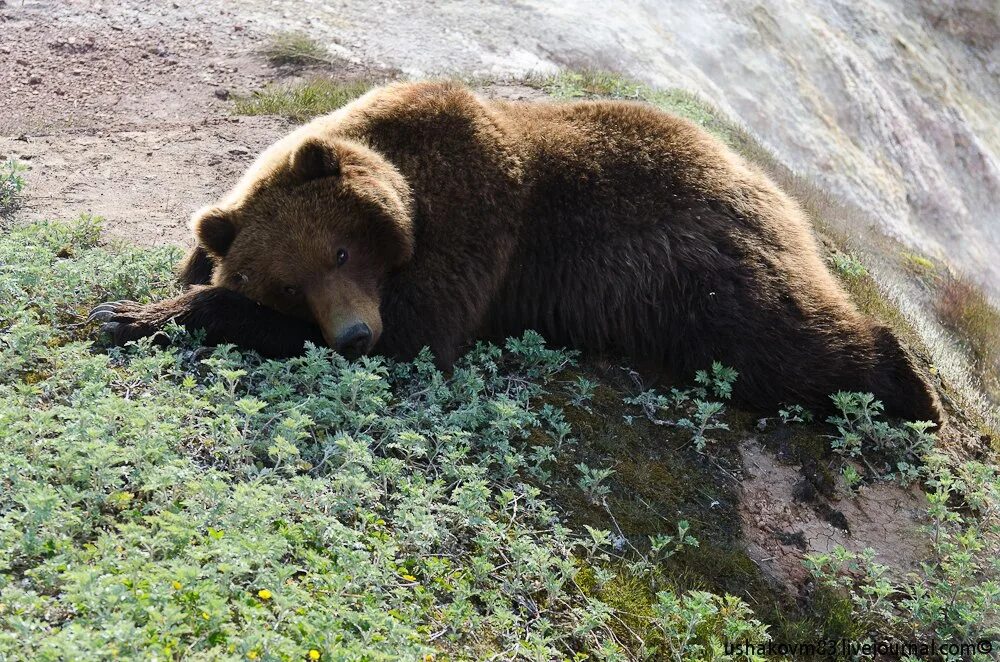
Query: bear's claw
xmin=87 ymin=307 xmax=116 ymax=323
xmin=85 ymin=300 xmax=163 ymax=346
xmin=86 ymin=300 xmax=137 ymax=323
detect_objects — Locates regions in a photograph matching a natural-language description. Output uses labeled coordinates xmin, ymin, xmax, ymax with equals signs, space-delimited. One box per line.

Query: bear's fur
xmin=91 ymin=81 xmax=942 ymax=423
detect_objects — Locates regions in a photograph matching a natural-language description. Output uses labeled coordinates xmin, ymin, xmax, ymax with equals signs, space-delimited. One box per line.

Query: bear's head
xmin=191 ymin=134 xmax=414 ymax=358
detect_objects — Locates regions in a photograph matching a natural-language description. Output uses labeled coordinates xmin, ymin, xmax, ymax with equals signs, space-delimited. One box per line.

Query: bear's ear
xmin=192 ymin=207 xmax=238 ymax=257
xmin=290 ymin=138 xmax=340 ymax=183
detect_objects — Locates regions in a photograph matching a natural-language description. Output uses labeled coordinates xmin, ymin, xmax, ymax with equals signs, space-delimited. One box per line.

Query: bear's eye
xmin=284 ymin=285 xmax=300 ymax=296
xmin=336 ymin=248 xmax=349 ymax=267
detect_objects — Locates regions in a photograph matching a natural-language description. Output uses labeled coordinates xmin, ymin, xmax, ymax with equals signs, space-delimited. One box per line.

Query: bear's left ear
xmin=290 ymin=138 xmax=340 ymax=183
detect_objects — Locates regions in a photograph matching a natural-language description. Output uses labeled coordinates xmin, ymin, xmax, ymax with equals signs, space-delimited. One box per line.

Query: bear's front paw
xmin=87 ymin=300 xmax=170 ymax=347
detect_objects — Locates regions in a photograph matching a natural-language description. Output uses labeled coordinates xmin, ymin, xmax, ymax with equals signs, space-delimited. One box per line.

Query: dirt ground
xmin=0 ymin=1 xmax=294 ymax=246
xmin=0 ymin=2 xmax=550 ymax=247
xmin=739 ymin=440 xmax=930 ymax=590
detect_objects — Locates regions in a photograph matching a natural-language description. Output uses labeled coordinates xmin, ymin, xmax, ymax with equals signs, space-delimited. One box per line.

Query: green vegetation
xmin=262 ymin=32 xmax=335 ymax=67
xmin=896 ymin=249 xmax=999 ymax=411
xmin=0 ymin=218 xmax=774 ymax=659
xmin=624 ymin=362 xmax=737 ymax=452
xmin=826 ymin=391 xmax=937 ymax=484
xmin=769 ymin=390 xmax=1000 ymax=659
xmin=805 ymin=451 xmax=1000 ymax=659
xmin=829 ymin=252 xmax=868 ymax=280
xmin=0 ymin=158 xmax=26 ymax=219
xmin=233 ymin=79 xmax=373 ymax=122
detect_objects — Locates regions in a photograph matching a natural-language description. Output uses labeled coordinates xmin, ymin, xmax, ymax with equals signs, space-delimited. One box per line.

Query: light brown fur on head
xmin=190 ymin=134 xmax=414 ymax=353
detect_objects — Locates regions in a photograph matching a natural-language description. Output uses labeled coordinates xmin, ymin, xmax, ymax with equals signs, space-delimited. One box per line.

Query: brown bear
xmin=89 ymin=80 xmax=942 ymax=423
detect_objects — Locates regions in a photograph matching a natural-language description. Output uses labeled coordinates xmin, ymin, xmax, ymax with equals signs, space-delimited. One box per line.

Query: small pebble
xmin=213 ymin=87 xmax=229 ymax=100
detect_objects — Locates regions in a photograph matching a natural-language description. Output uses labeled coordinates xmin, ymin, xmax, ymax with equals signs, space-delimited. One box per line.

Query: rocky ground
xmin=0 ymin=1 xmax=292 ymax=245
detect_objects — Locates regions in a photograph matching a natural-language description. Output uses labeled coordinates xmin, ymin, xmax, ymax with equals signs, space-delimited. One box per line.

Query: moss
xmin=805 ymin=585 xmax=866 ymax=641
xmin=232 ymin=78 xmax=374 ymax=122
xmin=21 ymin=371 xmax=50 ymax=385
xmin=576 ymin=563 xmax=661 ymax=652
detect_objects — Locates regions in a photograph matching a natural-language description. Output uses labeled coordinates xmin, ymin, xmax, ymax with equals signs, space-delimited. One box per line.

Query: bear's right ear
xmin=192 ymin=207 xmax=237 ymax=257
xmin=289 ymin=138 xmax=340 ymax=183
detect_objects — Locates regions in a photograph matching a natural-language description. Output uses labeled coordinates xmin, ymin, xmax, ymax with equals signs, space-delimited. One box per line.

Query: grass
xmin=262 ymin=32 xmax=335 ymax=67
xmin=936 ymin=273 xmax=1000 ymax=400
xmin=233 ymin=79 xmax=373 ymax=122
xmin=0 ymin=217 xmax=775 ymax=660
xmin=892 ymin=249 xmax=999 ymax=411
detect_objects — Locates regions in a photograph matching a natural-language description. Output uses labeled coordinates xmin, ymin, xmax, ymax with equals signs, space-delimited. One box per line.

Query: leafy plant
xmin=624 ymin=365 xmax=735 ymax=452
xmin=694 ymin=362 xmax=739 ymax=400
xmin=576 ymin=462 xmax=616 ymax=505
xmin=778 ymin=404 xmax=812 ymax=424
xmin=653 ymin=591 xmax=770 ymax=662
xmin=826 ymin=391 xmax=936 ymax=483
xmin=0 ymin=158 xmax=26 ymax=217
xmin=677 ymin=400 xmax=729 ymax=452
xmin=649 ymin=520 xmax=700 ymax=564
xmin=569 ymin=375 xmax=597 ymax=411
xmin=830 ymin=252 xmax=868 ymax=279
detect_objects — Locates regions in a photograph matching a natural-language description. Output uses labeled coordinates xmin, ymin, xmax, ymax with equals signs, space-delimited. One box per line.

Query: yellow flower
xmin=202 ymin=611 xmax=211 ymax=620
xmin=308 ymin=650 xmax=321 ymax=660
xmin=171 ymin=580 xmax=182 ymax=590
xmin=247 ymin=651 xmax=260 ymax=660
xmin=423 ymin=655 xmax=435 ymax=662
xmin=257 ymin=589 xmax=272 ymax=600
xmin=401 ymin=574 xmax=417 ymax=582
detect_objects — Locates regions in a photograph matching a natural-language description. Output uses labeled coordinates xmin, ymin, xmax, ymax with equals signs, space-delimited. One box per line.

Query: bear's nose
xmin=334 ymin=322 xmax=373 ymax=359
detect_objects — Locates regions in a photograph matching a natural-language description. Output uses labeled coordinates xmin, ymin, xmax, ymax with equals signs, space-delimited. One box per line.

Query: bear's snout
xmin=333 ymin=321 xmax=373 ymax=360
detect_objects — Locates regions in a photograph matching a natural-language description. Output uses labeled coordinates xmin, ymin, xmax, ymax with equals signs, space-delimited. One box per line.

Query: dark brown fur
xmin=93 ymin=81 xmax=943 ymax=423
